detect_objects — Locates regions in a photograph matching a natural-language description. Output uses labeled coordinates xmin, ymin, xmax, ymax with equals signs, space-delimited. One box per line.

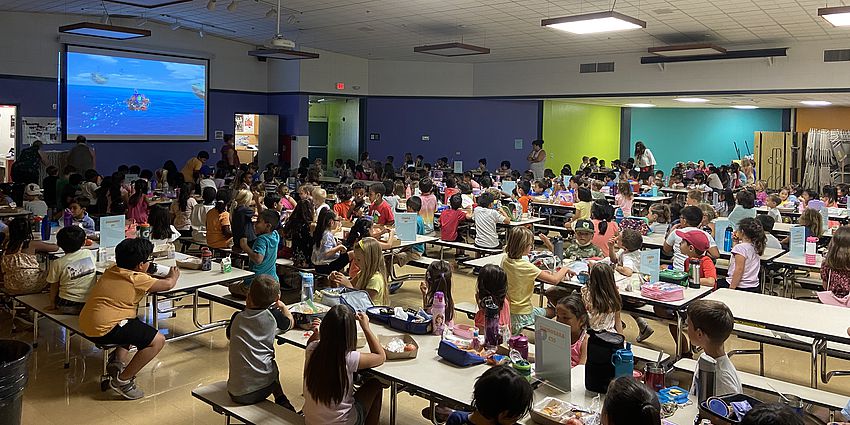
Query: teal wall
xmin=630 ymin=108 xmax=784 ymax=173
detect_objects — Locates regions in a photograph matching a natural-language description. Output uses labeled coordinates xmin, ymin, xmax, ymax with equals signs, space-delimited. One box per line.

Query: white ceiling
xmin=4 ymin=0 xmax=850 ymax=62
xmin=559 ymin=92 xmax=850 ymax=108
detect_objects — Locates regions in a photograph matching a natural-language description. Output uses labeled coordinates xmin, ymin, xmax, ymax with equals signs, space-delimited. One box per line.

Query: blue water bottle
xmin=724 ymin=225 xmax=734 ymax=252
xmin=615 ymin=207 xmax=624 ymax=224
xmin=40 ymin=215 xmax=51 ymax=241
xmin=300 ymin=272 xmax=314 ymax=303
xmin=612 ymin=342 xmax=634 ymax=378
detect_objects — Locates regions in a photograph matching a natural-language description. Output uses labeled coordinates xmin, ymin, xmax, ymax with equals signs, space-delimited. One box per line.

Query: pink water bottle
xmin=805 ymin=237 xmax=818 ymax=265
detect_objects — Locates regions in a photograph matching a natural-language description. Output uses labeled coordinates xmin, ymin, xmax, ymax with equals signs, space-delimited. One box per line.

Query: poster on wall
xmin=242 ymin=115 xmax=255 ymax=133
xmin=235 ymin=114 xmax=244 ymax=133
xmin=22 ymin=117 xmax=58 ymax=145
xmin=9 ymin=115 xmax=15 ymax=139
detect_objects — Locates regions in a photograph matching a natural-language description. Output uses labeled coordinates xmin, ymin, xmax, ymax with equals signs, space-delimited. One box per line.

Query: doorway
xmin=234 ymin=113 xmax=279 ymax=167
xmin=308 ymin=97 xmax=360 ymax=170
xmin=0 ymin=105 xmax=17 ymax=182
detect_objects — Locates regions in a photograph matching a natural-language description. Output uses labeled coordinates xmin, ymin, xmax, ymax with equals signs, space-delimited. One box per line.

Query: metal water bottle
xmin=432 ymin=291 xmax=446 ymax=336
xmin=696 ymin=355 xmax=718 ymax=403
xmin=483 ymin=296 xmax=501 ymax=348
xmin=689 ymin=258 xmax=701 ymax=289
xmin=552 ymin=237 xmax=564 ymax=260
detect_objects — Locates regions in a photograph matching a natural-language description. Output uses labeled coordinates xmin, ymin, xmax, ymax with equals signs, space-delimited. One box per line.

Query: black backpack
xmin=585 ymin=329 xmax=625 ymax=393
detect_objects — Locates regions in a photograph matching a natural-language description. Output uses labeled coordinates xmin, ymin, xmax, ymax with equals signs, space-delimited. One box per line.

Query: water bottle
xmin=432 ymin=291 xmax=446 ymax=336
xmin=615 ymin=207 xmax=624 ymax=224
xmin=63 ymin=208 xmax=73 ymax=228
xmin=483 ymin=296 xmax=501 ymax=348
xmin=696 ymin=355 xmax=718 ymax=403
xmin=612 ymin=342 xmax=634 ymax=378
xmin=40 ymin=215 xmax=51 ymax=241
xmin=805 ymin=236 xmax=818 ymax=265
xmin=552 ymin=236 xmax=564 ymax=260
xmin=689 ymin=258 xmax=701 ymax=289
xmin=724 ymin=225 xmax=734 ymax=252
xmin=200 ymin=247 xmax=212 ymax=271
xmin=301 ymin=272 xmax=314 ymax=303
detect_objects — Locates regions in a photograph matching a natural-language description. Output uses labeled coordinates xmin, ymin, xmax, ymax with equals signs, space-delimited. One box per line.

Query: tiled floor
xmin=4 ymin=252 xmax=850 ymax=424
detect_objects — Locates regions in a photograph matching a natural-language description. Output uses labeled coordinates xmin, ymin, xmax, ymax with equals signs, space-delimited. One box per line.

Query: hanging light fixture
xmin=819 ymin=5 xmax=850 ymax=27
xmin=206 ymin=0 xmax=216 ymax=10
xmin=542 ymin=0 xmax=645 ymax=34
xmin=59 ymin=22 xmax=151 ymax=39
xmin=248 ymin=0 xmax=319 ymax=60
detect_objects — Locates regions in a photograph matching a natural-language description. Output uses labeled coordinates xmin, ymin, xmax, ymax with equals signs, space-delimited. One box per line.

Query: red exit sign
xmin=336 ymin=82 xmax=345 ymax=90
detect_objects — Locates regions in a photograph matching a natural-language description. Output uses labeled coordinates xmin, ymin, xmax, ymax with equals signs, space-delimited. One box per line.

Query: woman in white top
xmin=634 ymin=141 xmax=657 ymax=183
xmin=527 ymin=139 xmax=547 ymax=179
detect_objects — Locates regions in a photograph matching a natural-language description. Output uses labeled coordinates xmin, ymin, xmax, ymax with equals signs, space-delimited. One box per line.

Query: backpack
xmin=619 ymin=217 xmax=649 ymax=236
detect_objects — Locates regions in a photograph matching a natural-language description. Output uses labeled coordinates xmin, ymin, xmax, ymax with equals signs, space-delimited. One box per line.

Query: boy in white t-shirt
xmin=688 ymin=299 xmax=742 ymax=397
xmin=473 ymin=192 xmax=510 ymax=249
xmin=23 ymin=183 xmax=48 ymax=217
xmin=608 ymin=228 xmax=653 ymax=342
xmin=46 ymin=226 xmax=96 ymax=315
xmin=663 ymin=205 xmax=720 ymax=271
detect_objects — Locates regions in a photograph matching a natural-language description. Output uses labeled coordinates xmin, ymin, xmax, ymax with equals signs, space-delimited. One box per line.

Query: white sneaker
xmin=110 ymin=376 xmax=144 ymax=400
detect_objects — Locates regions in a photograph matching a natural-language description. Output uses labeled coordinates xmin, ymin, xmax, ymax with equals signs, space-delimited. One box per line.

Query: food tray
xmin=379 ymin=335 xmax=418 ymax=360
xmin=530 ymin=397 xmax=594 ymax=425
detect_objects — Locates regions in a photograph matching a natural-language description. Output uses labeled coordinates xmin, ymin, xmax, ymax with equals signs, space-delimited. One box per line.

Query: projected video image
xmin=66 ymin=49 xmax=207 ymax=140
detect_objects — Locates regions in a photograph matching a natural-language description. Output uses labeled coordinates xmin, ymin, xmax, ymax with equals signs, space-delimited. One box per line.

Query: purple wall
xmin=0 ymin=75 xmax=282 ymax=174
xmin=269 ymin=93 xmax=309 ymax=136
xmin=364 ymin=98 xmax=540 ymax=170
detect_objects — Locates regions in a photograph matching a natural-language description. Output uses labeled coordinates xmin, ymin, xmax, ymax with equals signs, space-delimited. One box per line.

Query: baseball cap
xmin=676 ymin=229 xmax=710 ymax=252
xmin=200 ymin=165 xmax=212 ymax=176
xmin=574 ymin=219 xmax=595 ymax=234
xmin=25 ymin=183 xmax=42 ymax=196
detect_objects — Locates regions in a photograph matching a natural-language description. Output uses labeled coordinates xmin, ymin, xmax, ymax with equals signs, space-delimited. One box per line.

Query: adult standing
xmin=527 ymin=139 xmax=547 ymax=179
xmin=12 ymin=140 xmax=46 ymax=186
xmin=221 ymin=134 xmax=240 ymax=170
xmin=634 ymin=141 xmax=656 ymax=183
xmin=67 ymin=135 xmax=96 ymax=174
xmin=181 ymin=151 xmax=209 ymax=184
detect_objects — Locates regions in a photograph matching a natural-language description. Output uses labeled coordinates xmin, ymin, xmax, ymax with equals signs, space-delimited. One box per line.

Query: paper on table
xmin=534 ymin=316 xmax=572 ymax=392
xmin=790 ymin=225 xmax=805 ymax=258
xmin=99 ymin=215 xmax=125 ymax=248
xmin=640 ymin=249 xmax=660 ymax=284
xmin=395 ymin=212 xmax=417 ymax=242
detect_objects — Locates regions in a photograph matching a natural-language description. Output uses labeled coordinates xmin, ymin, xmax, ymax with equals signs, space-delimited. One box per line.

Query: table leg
xmin=675 ymin=310 xmax=683 ymax=360
xmin=152 ymin=293 xmax=159 ymax=330
xmin=389 ymin=381 xmax=398 ymax=425
xmin=64 ymin=332 xmax=71 ymax=369
xmin=33 ymin=311 xmax=39 ymax=347
xmin=811 ymin=340 xmax=820 ymax=388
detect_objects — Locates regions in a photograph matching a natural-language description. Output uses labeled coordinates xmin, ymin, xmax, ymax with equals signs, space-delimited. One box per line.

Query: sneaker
xmin=637 ymin=325 xmax=655 ymax=343
xmin=106 ymin=361 xmax=125 ymax=380
xmin=109 ymin=376 xmax=144 ymax=400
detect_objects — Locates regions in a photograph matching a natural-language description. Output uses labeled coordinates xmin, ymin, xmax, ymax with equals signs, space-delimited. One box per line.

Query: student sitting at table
xmin=313 ymin=187 xmax=330 ymax=219
xmin=148 ymin=204 xmax=180 ymax=244
xmin=647 ymin=203 xmax=671 ymax=235
xmin=798 ymin=188 xmax=817 ymax=213
xmin=690 ymin=173 xmax=711 ymax=192
xmin=367 ymin=183 xmax=394 ymax=226
xmin=68 ymin=196 xmax=97 ymax=236
xmin=573 ymin=187 xmax=593 ymax=222
xmin=608 ymin=228 xmax=653 ymax=341
xmin=503 ymin=226 xmax=575 ymax=335
xmin=1 ymin=217 xmax=58 ymax=295
xmin=755 ymin=215 xmax=782 ymax=250
xmin=46 ymin=226 xmax=96 ymax=315
xmin=590 ymin=180 xmax=606 ymax=201
xmin=727 ymin=189 xmax=756 ymax=230
xmin=445 ymin=365 xmax=534 ymax=425
xmin=303 ymin=305 xmax=386 ymax=425
xmin=311 ymin=209 xmax=350 ymax=275
xmin=582 ymin=263 xmax=623 ymax=334
xmin=601 ymin=377 xmax=662 ymax=425
xmin=473 ymin=192 xmax=510 ymax=250
xmin=232 ymin=209 xmax=281 ymax=298
xmin=823 ymin=185 xmax=839 ymax=208
xmin=778 ymin=186 xmax=796 ymax=208
xmin=719 ymin=217 xmax=765 ymax=292
xmin=555 ymin=293 xmax=589 ymax=367
xmin=685 ymin=189 xmax=702 ymax=207
xmin=126 ymin=179 xmax=151 ymax=224
xmin=821 ymin=226 xmax=850 ymax=299
xmin=590 ymin=201 xmax=618 ymax=257
xmin=564 ymin=219 xmax=603 ymax=260
xmin=698 ymin=203 xmax=717 ymax=238
xmin=687 ymin=299 xmax=742 ymax=397
xmin=615 ymin=182 xmax=634 ymax=217
xmin=419 ymin=178 xmax=438 ymax=235
xmin=765 ymin=194 xmax=782 ymax=223
xmin=80 ymin=238 xmax=179 ymax=400
xmin=440 ymin=193 xmax=472 ymax=242
xmin=780 ymin=208 xmax=823 ymax=248
xmin=664 ymin=206 xmax=719 ymax=271
xmin=276 ymin=184 xmax=296 ymax=210
xmin=332 ymin=184 xmax=353 ymax=220
xmin=191 ymin=187 xmax=217 ymax=243
xmin=206 ymin=188 xmax=234 ymax=250
xmin=474 ymin=264 xmax=511 ymax=330
xmin=226 ymin=274 xmax=294 ymax=410
xmin=420 ymin=260 xmax=455 ymax=328
xmin=330 ymin=237 xmax=390 ymax=305
xmin=512 ymin=180 xmax=532 ymax=214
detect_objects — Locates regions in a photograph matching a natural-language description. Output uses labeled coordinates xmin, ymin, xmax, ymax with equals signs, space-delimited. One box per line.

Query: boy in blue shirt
xmin=445 ymin=366 xmax=533 ymax=425
xmin=232 ymin=209 xmax=281 ymax=298
xmin=70 ymin=197 xmax=96 ymax=235
xmin=392 ymin=195 xmax=426 ymax=268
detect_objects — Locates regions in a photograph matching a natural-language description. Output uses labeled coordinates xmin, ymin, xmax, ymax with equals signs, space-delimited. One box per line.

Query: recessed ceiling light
xmin=674 ymin=98 xmax=710 ymax=103
xmin=731 ymin=105 xmax=759 ymax=109
xmin=800 ymin=100 xmax=832 ymax=106
xmin=541 ymin=10 xmax=646 ymax=34
xmin=819 ymin=6 xmax=850 ymax=27
xmin=625 ymin=103 xmax=656 ymax=108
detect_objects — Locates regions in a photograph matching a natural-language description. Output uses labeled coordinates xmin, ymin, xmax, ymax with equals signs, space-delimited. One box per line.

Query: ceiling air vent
xmin=824 ymin=49 xmax=850 ymax=62
xmin=580 ymin=62 xmax=615 ymax=73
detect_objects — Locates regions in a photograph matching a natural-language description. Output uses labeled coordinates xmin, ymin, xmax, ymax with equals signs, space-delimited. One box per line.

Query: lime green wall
xmin=308 ymin=103 xmax=328 ymax=121
xmin=326 ymin=100 xmax=359 ymax=163
xmin=542 ymin=101 xmax=621 ymax=172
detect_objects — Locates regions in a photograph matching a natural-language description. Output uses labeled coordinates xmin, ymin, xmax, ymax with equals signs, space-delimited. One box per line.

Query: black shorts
xmin=178 ymin=229 xmax=193 ymax=239
xmin=716 ymin=278 xmax=760 ymax=293
xmin=87 ymin=317 xmax=158 ymax=349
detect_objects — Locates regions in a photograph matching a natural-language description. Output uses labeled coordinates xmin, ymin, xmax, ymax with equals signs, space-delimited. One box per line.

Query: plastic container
xmin=431 ymin=291 xmax=446 ymax=336
xmin=483 ymin=297 xmax=501 ymax=348
xmin=723 ymin=226 xmax=734 ymax=252
xmin=0 ymin=340 xmax=32 ymax=425
xmin=63 ymin=209 xmax=73 ymax=228
xmin=509 ymin=335 xmax=529 ymax=360
xmin=301 ymin=272 xmax=314 ymax=303
xmin=698 ymin=393 xmax=763 ymax=425
xmin=137 ymin=223 xmax=151 ymax=240
xmin=380 ymin=335 xmax=419 ymax=360
xmin=658 ymin=386 xmax=690 ymax=404
xmin=805 ymin=236 xmax=818 ymax=266
xmin=40 ymin=215 xmax=50 ymax=241
xmin=200 ymin=247 xmax=212 ymax=271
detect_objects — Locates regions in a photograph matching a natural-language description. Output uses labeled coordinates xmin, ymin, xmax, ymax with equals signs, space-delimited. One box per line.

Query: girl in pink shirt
xmin=591 ymin=200 xmax=619 ymax=257
xmin=126 ymin=179 xmax=151 ymax=224
xmin=420 ymin=260 xmax=455 ymax=328
xmin=615 ymin=182 xmax=633 ymax=217
xmin=474 ymin=264 xmax=511 ymax=330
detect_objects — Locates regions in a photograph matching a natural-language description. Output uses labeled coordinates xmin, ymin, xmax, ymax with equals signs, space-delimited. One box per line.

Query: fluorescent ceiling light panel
xmin=800 ymin=100 xmax=832 ymax=106
xmin=413 ymin=42 xmax=490 ymax=57
xmin=731 ymin=105 xmax=759 ymax=109
xmin=819 ymin=6 xmax=850 ymax=27
xmin=674 ymin=97 xmax=710 ymax=103
xmin=625 ymin=103 xmax=656 ymax=108
xmin=648 ymin=43 xmax=726 ymax=57
xmin=58 ymin=22 xmax=151 ymax=40
xmin=248 ymin=48 xmax=319 ymax=60
xmin=104 ymin=0 xmax=191 ymax=7
xmin=542 ymin=11 xmax=646 ymax=34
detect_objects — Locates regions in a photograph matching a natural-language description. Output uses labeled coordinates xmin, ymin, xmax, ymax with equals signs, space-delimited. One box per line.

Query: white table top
xmin=392 ymin=234 xmax=438 ymax=249
xmin=642 ymin=232 xmax=666 ymax=248
xmin=772 ymin=222 xmax=834 ymax=238
xmin=704 ymin=289 xmax=850 ymax=344
xmin=660 ymin=187 xmax=711 ymax=194
xmin=506 ymin=216 xmax=546 ymax=226
xmin=605 ymin=195 xmax=672 ymax=203
xmin=756 ymin=205 xmax=849 ymax=221
xmin=0 ymin=208 xmax=32 ymax=218
xmin=96 ymin=254 xmax=254 ymax=293
xmin=718 ymin=246 xmax=785 ymax=262
xmin=772 ymin=252 xmax=822 ymax=269
xmin=530 ymin=202 xmax=574 ymax=210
